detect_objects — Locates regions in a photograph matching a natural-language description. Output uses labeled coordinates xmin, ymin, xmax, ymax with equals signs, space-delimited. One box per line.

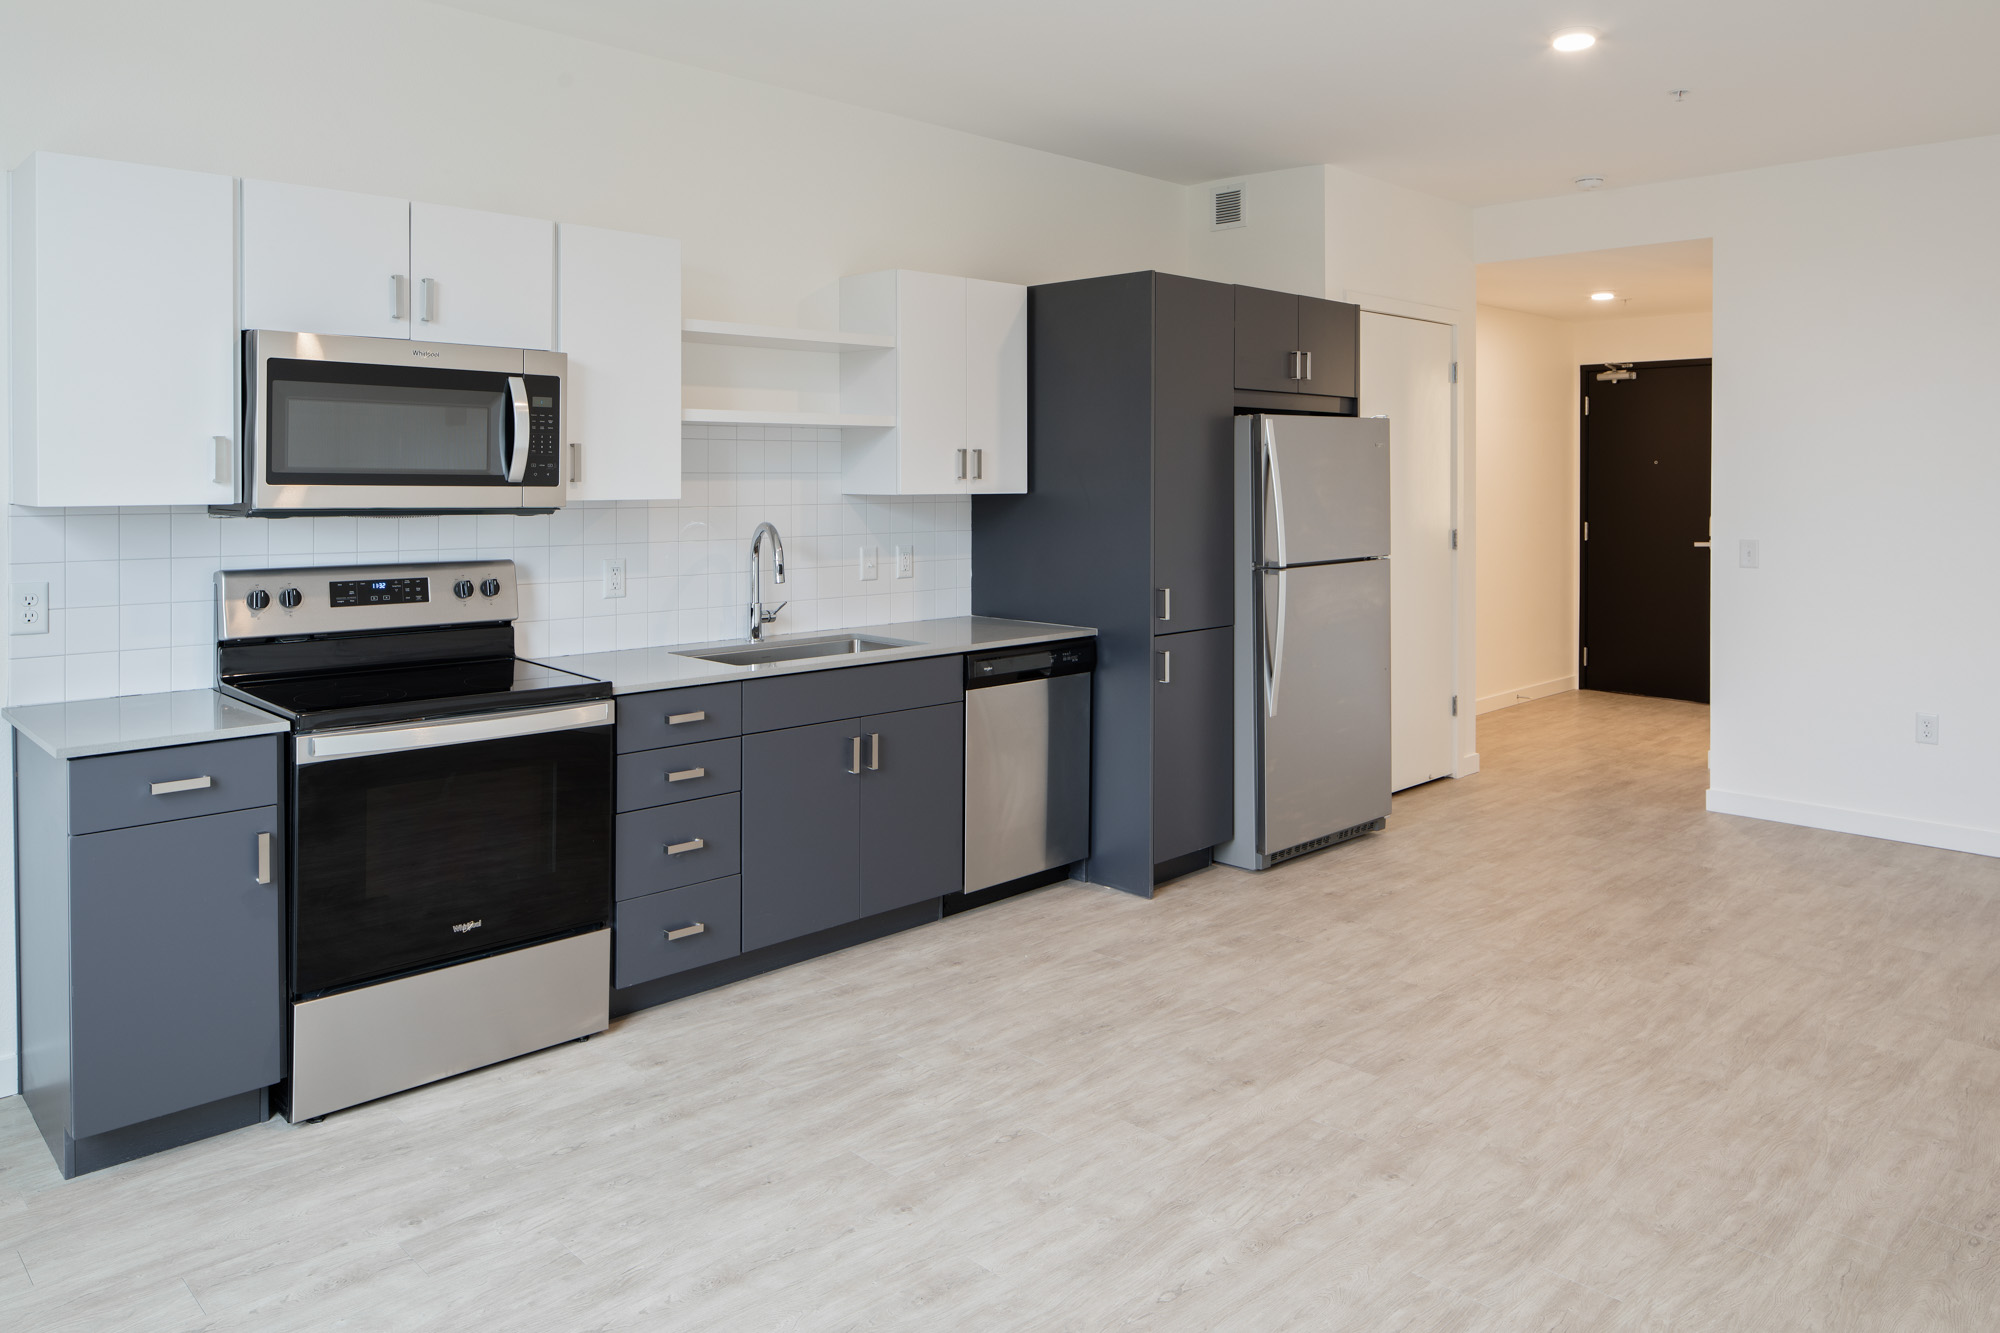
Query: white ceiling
xmin=1478 ymin=239 xmax=1712 ymax=319
xmin=437 ymin=0 xmax=2000 ymax=204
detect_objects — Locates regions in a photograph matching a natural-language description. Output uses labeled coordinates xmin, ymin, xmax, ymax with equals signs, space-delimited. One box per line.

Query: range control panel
xmin=218 ymin=560 xmax=517 ymax=641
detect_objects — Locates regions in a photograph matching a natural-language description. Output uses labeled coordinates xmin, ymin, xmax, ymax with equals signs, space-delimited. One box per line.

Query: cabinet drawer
xmin=742 ymin=656 xmax=961 ymax=733
xmin=617 ymin=682 xmax=741 ymax=752
xmin=615 ymin=793 xmax=740 ymax=900
xmin=615 ymin=876 xmax=741 ymax=988
xmin=69 ymin=736 xmax=281 ymax=836
xmin=617 ymin=738 xmax=741 ymax=812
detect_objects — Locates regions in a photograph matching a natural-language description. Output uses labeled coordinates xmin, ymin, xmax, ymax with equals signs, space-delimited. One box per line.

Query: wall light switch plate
xmin=10 ymin=582 xmax=49 ymax=635
xmin=602 ymin=557 xmax=627 ymax=599
xmin=1917 ymin=713 xmax=1940 ymax=745
xmin=894 ymin=545 xmax=914 ymax=579
xmin=859 ymin=546 xmax=879 ymax=581
xmin=1738 ymin=539 xmax=1760 ymax=569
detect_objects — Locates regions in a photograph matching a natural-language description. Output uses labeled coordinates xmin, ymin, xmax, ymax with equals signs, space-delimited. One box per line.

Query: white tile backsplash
xmin=5 ymin=425 xmax=971 ymax=705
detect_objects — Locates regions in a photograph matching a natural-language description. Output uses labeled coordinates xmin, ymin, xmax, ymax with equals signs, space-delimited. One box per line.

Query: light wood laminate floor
xmin=6 ymin=689 xmax=2000 ymax=1330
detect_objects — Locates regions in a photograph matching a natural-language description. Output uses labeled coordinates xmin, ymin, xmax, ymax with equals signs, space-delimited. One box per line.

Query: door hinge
xmin=1450 ymin=528 xmax=1458 ymax=550
xmin=1449 ymin=361 xmax=1459 ymax=384
xmin=1451 ymin=695 xmax=1458 ymax=717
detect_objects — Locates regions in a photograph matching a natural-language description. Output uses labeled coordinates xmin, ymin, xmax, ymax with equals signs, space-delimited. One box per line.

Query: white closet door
xmin=557 ymin=223 xmax=682 ymax=501
xmin=241 ymin=179 xmax=411 ymax=338
xmin=409 ymin=202 xmax=554 ymax=349
xmin=1361 ymin=311 xmax=1457 ymax=791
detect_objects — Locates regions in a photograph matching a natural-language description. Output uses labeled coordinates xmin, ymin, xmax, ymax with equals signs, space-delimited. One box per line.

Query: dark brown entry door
xmin=1581 ymin=359 xmax=1712 ymax=703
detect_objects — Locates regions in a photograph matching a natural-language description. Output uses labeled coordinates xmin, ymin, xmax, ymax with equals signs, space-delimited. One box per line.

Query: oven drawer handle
xmin=150 ymin=775 xmax=214 ymax=796
xmin=298 ymin=700 xmax=615 ymax=763
xmin=664 ymin=837 xmax=705 ymax=856
xmin=667 ymin=767 xmax=706 ymax=783
xmin=665 ymin=922 xmax=706 ymax=941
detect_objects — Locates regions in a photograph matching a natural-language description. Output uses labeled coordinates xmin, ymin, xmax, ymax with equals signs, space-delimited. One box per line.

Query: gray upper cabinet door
xmin=67 ymin=805 xmax=282 ymax=1138
xmin=740 ymin=719 xmax=863 ymax=952
xmin=857 ymin=703 xmax=964 ymax=916
xmin=1297 ymin=296 xmax=1360 ymax=399
xmin=1234 ymin=285 xmax=1302 ymax=394
xmin=1151 ymin=626 xmax=1235 ymax=863
xmin=1153 ymin=276 xmax=1237 ymax=635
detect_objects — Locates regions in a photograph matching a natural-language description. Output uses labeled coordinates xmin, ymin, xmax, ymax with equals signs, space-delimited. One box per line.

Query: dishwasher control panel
xmin=965 ymin=638 xmax=1096 ymax=687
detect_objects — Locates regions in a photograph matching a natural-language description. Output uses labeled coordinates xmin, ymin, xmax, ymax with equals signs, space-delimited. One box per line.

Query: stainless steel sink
xmin=675 ymin=634 xmax=913 ymax=667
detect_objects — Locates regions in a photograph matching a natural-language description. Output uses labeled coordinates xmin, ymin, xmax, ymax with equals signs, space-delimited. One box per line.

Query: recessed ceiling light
xmin=1590 ymin=291 xmax=1616 ymax=301
xmin=1552 ymin=31 xmax=1598 ymax=52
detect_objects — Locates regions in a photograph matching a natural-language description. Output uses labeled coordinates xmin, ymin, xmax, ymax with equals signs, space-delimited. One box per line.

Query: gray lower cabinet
xmin=858 ymin=703 xmax=964 ymax=919
xmin=1151 ymin=626 xmax=1235 ymax=863
xmin=614 ymin=876 xmax=743 ymax=987
xmin=614 ymin=793 xmax=743 ymax=897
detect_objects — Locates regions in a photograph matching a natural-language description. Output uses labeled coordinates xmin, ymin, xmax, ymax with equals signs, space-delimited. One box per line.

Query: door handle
xmin=1264 ymin=569 xmax=1289 ymax=718
xmin=1157 ymin=587 xmax=1172 ymax=622
xmin=505 ymin=376 xmax=531 ymax=484
xmin=391 ymin=274 xmax=408 ymax=321
xmin=971 ymin=449 xmax=983 ymax=480
xmin=664 ymin=923 xmax=707 ymax=941
xmin=1303 ymin=350 xmax=1313 ymax=382
xmin=150 ymin=775 xmax=213 ymax=796
xmin=255 ymin=832 xmax=273 ymax=885
xmin=420 ymin=277 xmax=438 ymax=323
xmin=866 ymin=733 xmax=881 ymax=771
xmin=955 ymin=449 xmax=968 ymax=480
xmin=1692 ymin=541 xmax=1711 ymax=548
xmin=667 ymin=767 xmax=706 ymax=783
xmin=848 ymin=735 xmax=863 ymax=774
xmin=668 ymin=710 xmax=706 ymax=725
xmin=1157 ymin=650 xmax=1172 ymax=685
xmin=665 ymin=837 xmax=705 ymax=856
xmin=1263 ymin=416 xmax=1289 ymax=570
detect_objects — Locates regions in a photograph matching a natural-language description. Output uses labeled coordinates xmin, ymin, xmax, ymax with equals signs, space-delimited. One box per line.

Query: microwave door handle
xmin=505 ymin=375 xmax=531 ymax=484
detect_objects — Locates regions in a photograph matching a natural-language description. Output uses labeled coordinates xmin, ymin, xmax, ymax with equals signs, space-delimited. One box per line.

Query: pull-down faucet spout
xmin=749 ymin=522 xmax=786 ymax=641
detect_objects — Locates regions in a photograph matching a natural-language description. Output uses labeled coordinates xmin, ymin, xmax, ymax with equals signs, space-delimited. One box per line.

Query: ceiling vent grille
xmin=1210 ymin=183 xmax=1245 ymax=230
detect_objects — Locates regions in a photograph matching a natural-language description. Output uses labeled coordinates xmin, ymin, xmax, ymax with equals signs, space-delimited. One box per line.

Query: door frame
xmin=1577 ymin=356 xmax=1714 ymax=695
xmin=1345 ymin=290 xmax=1475 ymax=777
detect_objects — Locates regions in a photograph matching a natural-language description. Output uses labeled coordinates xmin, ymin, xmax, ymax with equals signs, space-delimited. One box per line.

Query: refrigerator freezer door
xmin=1258 ymin=415 xmax=1391 ymax=566
xmin=1257 ymin=559 xmax=1391 ymax=856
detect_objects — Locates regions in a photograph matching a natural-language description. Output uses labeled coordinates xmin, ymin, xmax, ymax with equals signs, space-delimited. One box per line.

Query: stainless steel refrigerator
xmin=1216 ymin=413 xmax=1392 ymax=871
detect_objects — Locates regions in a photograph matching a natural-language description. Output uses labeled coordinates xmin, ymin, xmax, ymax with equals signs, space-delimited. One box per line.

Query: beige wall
xmin=1572 ymin=311 xmax=1713 ymax=365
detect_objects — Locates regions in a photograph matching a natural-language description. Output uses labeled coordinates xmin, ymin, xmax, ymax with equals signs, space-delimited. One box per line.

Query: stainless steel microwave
xmin=212 ymin=331 xmax=567 ymax=517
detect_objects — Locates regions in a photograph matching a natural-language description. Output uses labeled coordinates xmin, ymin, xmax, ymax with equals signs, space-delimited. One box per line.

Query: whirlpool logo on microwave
xmin=452 ymin=919 xmax=484 ymax=934
xmin=412 ymin=348 xmax=442 ymax=358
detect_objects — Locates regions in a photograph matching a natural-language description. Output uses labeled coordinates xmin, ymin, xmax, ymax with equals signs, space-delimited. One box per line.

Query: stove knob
xmin=453 ymin=579 xmax=474 ymax=599
xmin=277 ymin=587 xmax=303 ymax=609
xmin=245 ymin=589 xmax=270 ymax=611
xmin=480 ymin=578 xmax=502 ymax=597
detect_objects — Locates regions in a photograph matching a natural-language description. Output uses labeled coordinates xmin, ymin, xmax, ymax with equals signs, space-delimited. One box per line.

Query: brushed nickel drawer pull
xmin=150 ymin=775 xmax=214 ymax=795
xmin=667 ymin=767 xmax=707 ymax=783
xmin=665 ymin=922 xmax=707 ymax=941
xmin=668 ymin=710 xmax=706 ymax=725
xmin=665 ymin=837 xmax=705 ymax=855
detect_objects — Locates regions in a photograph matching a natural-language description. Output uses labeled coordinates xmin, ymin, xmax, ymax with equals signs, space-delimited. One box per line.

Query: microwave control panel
xmin=523 ymin=375 xmax=562 ymax=487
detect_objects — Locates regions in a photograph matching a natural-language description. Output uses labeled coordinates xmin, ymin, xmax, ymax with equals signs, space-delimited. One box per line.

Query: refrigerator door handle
xmin=1262 ymin=417 xmax=1288 ymax=571
xmin=1264 ymin=568 xmax=1288 ymax=718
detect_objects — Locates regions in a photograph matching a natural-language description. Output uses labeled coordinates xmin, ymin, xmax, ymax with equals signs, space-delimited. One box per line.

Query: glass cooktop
xmin=225 ymin=657 xmax=611 ymax=732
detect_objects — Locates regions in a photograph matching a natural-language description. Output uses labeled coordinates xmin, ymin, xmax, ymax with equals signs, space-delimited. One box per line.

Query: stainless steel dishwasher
xmin=959 ymin=639 xmax=1094 ymax=899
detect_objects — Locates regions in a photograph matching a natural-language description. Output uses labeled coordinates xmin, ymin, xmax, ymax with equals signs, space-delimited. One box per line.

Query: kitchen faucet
xmin=748 ymin=522 xmax=786 ymax=641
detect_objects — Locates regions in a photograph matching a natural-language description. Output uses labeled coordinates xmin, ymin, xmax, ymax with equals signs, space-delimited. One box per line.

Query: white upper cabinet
xmin=409 ymin=202 xmax=554 ymax=350
xmin=557 ymin=222 xmax=682 ymax=500
xmin=9 ymin=153 xmax=237 ymax=507
xmin=241 ymin=179 xmax=411 ymax=338
xmin=838 ymin=270 xmax=1027 ymax=496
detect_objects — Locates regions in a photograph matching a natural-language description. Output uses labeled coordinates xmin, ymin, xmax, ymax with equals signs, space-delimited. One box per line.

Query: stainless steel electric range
xmin=216 ymin=559 xmax=614 ymax=1121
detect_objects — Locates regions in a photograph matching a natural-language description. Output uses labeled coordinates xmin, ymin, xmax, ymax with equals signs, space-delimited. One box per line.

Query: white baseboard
xmin=0 ymin=1052 xmax=16 ymax=1100
xmin=1476 ymin=675 xmax=1576 ymax=715
xmin=1706 ymin=789 xmax=2000 ymax=859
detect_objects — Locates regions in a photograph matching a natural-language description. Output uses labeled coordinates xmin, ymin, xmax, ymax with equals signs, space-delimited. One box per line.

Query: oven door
xmin=231 ymin=330 xmax=566 ymax=515
xmin=290 ymin=700 xmax=613 ymax=998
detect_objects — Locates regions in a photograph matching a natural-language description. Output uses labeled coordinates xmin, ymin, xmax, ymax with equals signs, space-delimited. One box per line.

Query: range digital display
xmin=329 ymin=577 xmax=430 ymax=607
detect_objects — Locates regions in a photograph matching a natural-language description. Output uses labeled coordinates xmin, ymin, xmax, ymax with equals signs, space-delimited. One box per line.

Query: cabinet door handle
xmin=866 ymin=733 xmax=881 ymax=771
xmin=667 ymin=767 xmax=706 ymax=783
xmin=1157 ymin=587 xmax=1172 ymax=622
xmin=150 ymin=775 xmax=213 ymax=796
xmin=1287 ymin=350 xmax=1303 ymax=381
xmin=848 ymin=735 xmax=863 ymax=774
xmin=420 ymin=277 xmax=438 ymax=323
xmin=971 ymin=449 xmax=983 ymax=480
xmin=1304 ymin=350 xmax=1313 ymax=381
xmin=255 ymin=832 xmax=273 ymax=885
xmin=1157 ymin=650 xmax=1172 ymax=685
xmin=668 ymin=710 xmax=706 ymax=725
xmin=665 ymin=837 xmax=705 ymax=855
xmin=391 ymin=274 xmax=408 ymax=321
xmin=955 ymin=449 xmax=968 ymax=480
xmin=665 ymin=922 xmax=707 ymax=941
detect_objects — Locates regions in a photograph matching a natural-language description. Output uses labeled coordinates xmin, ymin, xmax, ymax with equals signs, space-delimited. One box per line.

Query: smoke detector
xmin=1575 ymin=176 xmax=1606 ymax=191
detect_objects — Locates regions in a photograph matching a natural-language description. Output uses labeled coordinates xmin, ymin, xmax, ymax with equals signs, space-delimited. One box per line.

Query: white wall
xmin=1477 ymin=134 xmax=2000 ymax=857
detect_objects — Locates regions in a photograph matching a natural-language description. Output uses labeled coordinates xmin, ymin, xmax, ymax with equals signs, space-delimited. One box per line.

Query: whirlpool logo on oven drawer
xmin=452 ymin=919 xmax=484 ymax=934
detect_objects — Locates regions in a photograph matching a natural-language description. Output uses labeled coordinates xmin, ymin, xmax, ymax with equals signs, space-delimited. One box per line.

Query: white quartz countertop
xmin=537 ymin=616 xmax=1095 ymax=694
xmin=5 ymin=689 xmax=291 ymax=760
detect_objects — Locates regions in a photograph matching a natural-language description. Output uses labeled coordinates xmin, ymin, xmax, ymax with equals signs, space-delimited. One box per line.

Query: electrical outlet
xmin=601 ymin=557 xmax=627 ymax=599
xmin=10 ymin=582 xmax=49 ymax=635
xmin=859 ymin=546 xmax=879 ymax=581
xmin=1738 ymin=539 xmax=1760 ymax=569
xmin=1917 ymin=713 xmax=1940 ymax=745
xmin=894 ymin=545 xmax=914 ymax=579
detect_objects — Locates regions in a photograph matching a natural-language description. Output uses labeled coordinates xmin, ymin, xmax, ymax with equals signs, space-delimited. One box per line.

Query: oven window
xmin=264 ymin=358 xmax=514 ymax=487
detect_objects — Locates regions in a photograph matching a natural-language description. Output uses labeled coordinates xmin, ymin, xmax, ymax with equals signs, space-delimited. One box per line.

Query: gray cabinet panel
xmin=1297 ymin=296 xmax=1359 ymax=399
xmin=616 ymin=738 xmax=741 ymax=813
xmin=1234 ymin=285 xmax=1301 ymax=393
xmin=614 ymin=877 xmax=742 ymax=988
xmin=858 ymin=703 xmax=963 ymax=918
xmin=615 ymin=794 xmax=742 ymax=901
xmin=69 ymin=736 xmax=280 ymax=835
xmin=741 ymin=719 xmax=863 ymax=951
xmin=1152 ymin=627 xmax=1234 ymax=863
xmin=68 ymin=805 xmax=282 ymax=1138
xmin=616 ymin=682 xmax=741 ymax=753
xmin=742 ymin=656 xmax=960 ymax=734
xmin=1153 ymin=276 xmax=1237 ymax=635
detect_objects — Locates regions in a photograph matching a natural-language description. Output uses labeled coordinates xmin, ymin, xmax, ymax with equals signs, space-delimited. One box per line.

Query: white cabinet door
xmin=892 ymin=271 xmax=966 ymax=494
xmin=557 ymin=223 xmax=682 ymax=501
xmin=962 ymin=277 xmax=1027 ymax=494
xmin=10 ymin=153 xmax=236 ymax=507
xmin=409 ymin=202 xmax=553 ymax=349
xmin=241 ymin=178 xmax=411 ymax=338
